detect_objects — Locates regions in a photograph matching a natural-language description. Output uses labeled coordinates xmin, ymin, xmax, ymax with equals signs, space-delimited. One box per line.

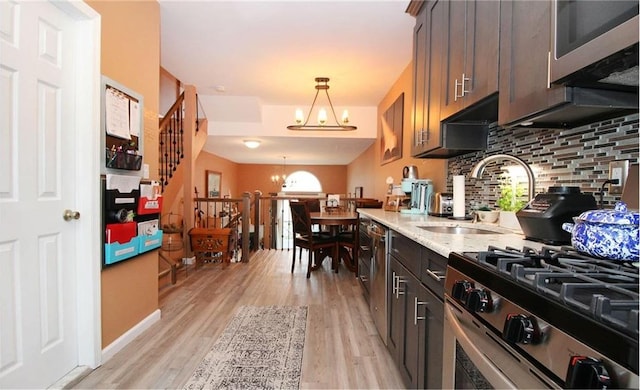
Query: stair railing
xmin=159 ymin=93 xmax=185 ymax=191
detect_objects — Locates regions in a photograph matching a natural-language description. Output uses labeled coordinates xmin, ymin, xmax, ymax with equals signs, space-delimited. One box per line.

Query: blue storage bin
xmin=139 ymin=230 xmax=163 ymax=253
xmin=105 ymin=236 xmax=139 ymax=265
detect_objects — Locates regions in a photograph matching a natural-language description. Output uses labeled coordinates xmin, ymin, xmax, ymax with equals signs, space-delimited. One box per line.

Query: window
xmin=282 ymin=171 xmax=322 ymax=193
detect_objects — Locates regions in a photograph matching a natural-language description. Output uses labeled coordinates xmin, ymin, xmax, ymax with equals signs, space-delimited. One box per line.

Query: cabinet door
xmin=441 ymin=0 xmax=500 ymax=120
xmin=417 ymin=284 xmax=444 ymax=389
xmin=411 ymin=4 xmax=428 ymax=157
xmin=401 ymin=271 xmax=421 ymax=388
xmin=424 ymin=0 xmax=446 ymax=152
xmin=464 ymin=0 xmax=500 ymax=108
xmin=498 ymin=0 xmax=564 ymax=126
xmin=440 ymin=0 xmax=466 ymax=120
xmin=387 ymin=257 xmax=406 ymax=361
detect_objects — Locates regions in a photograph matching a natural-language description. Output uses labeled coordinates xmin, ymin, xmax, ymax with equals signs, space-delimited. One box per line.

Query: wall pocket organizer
xmin=102 ymin=175 xmax=163 ymax=268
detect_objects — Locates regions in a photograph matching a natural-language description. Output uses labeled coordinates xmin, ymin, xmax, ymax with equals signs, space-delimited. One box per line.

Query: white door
xmin=0 ymin=1 xmax=101 ymax=388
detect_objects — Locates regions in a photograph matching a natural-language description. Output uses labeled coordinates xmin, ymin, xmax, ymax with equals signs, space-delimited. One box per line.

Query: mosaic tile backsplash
xmin=447 ymin=113 xmax=639 ymax=213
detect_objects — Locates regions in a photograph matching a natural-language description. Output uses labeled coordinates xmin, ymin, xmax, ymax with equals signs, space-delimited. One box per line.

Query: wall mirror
xmin=206 ymin=170 xmax=222 ymax=198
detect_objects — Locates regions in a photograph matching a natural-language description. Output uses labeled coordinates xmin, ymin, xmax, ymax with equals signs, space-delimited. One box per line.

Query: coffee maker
xmin=410 ymin=179 xmax=433 ymax=214
xmin=400 ymin=166 xmax=433 ymax=214
xmin=400 ymin=165 xmax=419 ymax=212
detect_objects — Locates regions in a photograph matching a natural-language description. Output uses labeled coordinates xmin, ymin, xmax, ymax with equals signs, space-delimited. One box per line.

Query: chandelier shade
xmin=287 ymin=77 xmax=357 ymax=131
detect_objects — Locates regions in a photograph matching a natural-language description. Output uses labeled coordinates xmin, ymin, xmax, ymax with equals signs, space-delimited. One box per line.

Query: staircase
xmin=157 ymin=85 xmax=209 ymax=286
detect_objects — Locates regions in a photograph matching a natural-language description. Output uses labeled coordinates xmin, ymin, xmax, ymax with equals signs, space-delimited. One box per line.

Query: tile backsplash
xmin=447 ymin=113 xmax=639 ymax=212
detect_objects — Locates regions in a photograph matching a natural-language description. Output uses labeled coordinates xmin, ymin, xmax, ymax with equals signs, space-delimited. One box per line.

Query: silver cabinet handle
xmin=425 ymin=268 xmax=444 ymax=282
xmin=414 ymin=296 xmax=427 ymax=325
xmin=454 ymin=79 xmax=462 ymax=101
xmin=455 ymin=74 xmax=471 ymax=101
xmin=396 ymin=276 xmax=406 ymax=298
xmin=392 ymin=271 xmax=398 ymax=296
xmin=547 ymin=51 xmax=552 ymax=89
xmin=461 ymin=73 xmax=470 ymax=96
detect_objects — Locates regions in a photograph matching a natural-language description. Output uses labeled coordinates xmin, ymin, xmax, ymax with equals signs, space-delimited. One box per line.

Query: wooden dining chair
xmin=289 ymin=200 xmax=337 ymax=278
xmin=306 ymin=198 xmax=323 ymax=233
xmin=336 ymin=223 xmax=358 ymax=273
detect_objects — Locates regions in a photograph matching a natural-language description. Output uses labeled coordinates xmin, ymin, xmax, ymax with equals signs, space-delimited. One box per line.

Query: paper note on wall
xmin=105 ymin=86 xmax=131 ymax=140
xmin=129 ymin=100 xmax=140 ymax=137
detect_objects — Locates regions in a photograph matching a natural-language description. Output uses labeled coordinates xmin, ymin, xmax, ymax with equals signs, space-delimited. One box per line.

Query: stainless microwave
xmin=550 ymin=0 xmax=639 ymax=85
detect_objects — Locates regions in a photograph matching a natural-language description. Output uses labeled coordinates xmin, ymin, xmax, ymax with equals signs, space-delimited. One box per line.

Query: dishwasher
xmin=358 ymin=217 xmax=388 ymax=345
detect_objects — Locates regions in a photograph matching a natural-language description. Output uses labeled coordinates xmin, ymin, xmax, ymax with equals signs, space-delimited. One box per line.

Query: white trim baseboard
xmin=101 ymin=309 xmax=162 ymax=363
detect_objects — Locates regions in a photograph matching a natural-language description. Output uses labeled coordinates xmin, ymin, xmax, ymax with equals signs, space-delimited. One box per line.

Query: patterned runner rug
xmin=183 ymin=305 xmax=308 ymax=389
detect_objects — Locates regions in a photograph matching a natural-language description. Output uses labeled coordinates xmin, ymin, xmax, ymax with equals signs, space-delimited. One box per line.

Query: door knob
xmin=63 ymin=209 xmax=80 ymax=221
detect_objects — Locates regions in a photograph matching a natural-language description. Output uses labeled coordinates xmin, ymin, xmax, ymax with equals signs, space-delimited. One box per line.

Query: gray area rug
xmin=183 ymin=305 xmax=308 ymax=390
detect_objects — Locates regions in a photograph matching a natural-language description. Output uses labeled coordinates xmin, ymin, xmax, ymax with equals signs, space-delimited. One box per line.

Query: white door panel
xmin=0 ymin=1 xmax=97 ymax=387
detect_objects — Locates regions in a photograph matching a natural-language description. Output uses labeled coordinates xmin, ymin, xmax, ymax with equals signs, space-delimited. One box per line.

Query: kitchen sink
xmin=417 ymin=226 xmax=502 ymax=235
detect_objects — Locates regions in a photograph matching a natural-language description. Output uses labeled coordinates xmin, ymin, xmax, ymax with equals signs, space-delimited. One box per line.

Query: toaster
xmin=429 ymin=192 xmax=453 ymax=216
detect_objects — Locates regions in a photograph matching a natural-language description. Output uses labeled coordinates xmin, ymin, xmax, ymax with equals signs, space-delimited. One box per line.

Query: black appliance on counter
xmin=444 ymin=246 xmax=638 ymax=389
xmin=516 ymin=186 xmax=596 ymax=244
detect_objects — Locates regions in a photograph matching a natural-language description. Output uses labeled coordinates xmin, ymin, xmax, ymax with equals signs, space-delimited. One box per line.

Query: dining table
xmin=309 ymin=210 xmax=358 ymax=272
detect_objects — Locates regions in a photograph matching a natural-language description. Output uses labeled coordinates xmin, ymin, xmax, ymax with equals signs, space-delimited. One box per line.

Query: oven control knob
xmin=451 ymin=280 xmax=473 ymax=302
xmin=466 ymin=289 xmax=491 ymax=312
xmin=502 ymin=314 xmax=535 ymax=344
xmin=565 ymin=356 xmax=611 ymax=389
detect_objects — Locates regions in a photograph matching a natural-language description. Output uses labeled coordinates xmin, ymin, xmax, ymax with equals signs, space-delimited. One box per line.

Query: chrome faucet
xmin=469 ymin=154 xmax=536 ymax=200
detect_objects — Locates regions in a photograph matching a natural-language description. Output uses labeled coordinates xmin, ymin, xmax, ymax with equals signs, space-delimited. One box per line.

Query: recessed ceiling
xmin=159 ymin=0 xmax=415 ymax=165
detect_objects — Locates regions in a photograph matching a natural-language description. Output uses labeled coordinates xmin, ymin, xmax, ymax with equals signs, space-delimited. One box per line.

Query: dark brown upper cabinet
xmin=439 ymin=0 xmax=500 ymax=121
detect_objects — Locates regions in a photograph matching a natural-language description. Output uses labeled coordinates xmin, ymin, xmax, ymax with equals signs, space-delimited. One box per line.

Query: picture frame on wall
xmin=206 ymin=170 xmax=221 ymax=198
xmin=380 ymin=92 xmax=404 ymax=165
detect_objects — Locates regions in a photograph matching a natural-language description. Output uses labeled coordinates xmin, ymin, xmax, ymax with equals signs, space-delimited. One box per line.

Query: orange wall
xmin=348 ymin=62 xmax=447 ymax=201
xmin=87 ymin=0 xmax=160 ymax=348
xmin=195 ymin=151 xmax=348 ymax=197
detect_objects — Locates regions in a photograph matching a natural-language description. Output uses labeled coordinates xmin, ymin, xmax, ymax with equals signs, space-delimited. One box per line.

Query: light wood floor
xmin=73 ymin=249 xmax=405 ymax=389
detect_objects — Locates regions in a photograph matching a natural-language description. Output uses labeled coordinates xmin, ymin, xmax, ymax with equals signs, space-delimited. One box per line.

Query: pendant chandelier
xmin=271 ymin=156 xmax=287 ymax=188
xmin=287 ymin=77 xmax=357 ymax=131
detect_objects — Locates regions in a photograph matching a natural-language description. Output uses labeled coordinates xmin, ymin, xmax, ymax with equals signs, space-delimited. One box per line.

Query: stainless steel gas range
xmin=443 ymin=246 xmax=639 ymax=389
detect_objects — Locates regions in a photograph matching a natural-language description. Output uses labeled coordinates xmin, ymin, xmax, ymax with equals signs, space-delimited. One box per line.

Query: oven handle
xmin=444 ymin=302 xmax=517 ymax=389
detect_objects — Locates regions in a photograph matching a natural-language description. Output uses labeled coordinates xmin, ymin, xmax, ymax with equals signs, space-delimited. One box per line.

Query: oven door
xmin=442 ymin=298 xmax=562 ymax=389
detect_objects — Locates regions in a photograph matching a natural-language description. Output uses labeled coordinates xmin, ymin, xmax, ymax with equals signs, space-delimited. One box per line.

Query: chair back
xmin=307 ymin=198 xmax=321 ymax=212
xmin=289 ymin=201 xmax=313 ymax=237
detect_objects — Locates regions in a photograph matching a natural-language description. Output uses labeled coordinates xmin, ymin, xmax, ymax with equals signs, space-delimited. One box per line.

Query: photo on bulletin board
xmin=206 ymin=170 xmax=222 ymax=198
xmin=380 ymin=92 xmax=404 ymax=165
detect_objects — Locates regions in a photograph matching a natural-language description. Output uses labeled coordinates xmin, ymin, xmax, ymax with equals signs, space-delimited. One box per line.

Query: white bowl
xmin=476 ymin=210 xmax=499 ymax=223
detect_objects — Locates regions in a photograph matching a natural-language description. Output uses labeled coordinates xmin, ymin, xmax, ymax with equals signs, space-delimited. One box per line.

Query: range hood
xmin=504 ymin=85 xmax=638 ymax=129
xmin=415 ymin=95 xmax=497 ymax=159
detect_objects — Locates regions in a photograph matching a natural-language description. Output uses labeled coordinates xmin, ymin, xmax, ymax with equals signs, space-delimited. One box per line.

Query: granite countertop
xmin=357 ymin=209 xmax=555 ymax=259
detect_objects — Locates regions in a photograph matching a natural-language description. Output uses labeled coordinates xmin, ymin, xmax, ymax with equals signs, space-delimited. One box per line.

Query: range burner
xmin=471 ymin=245 xmax=639 ymax=336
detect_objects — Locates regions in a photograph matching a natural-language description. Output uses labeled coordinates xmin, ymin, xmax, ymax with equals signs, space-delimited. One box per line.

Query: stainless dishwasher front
xmin=368 ymin=221 xmax=388 ymax=345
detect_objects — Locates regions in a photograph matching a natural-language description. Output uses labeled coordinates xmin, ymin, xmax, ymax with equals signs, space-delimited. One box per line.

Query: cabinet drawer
xmin=390 ymin=230 xmax=421 ymax=277
xmin=420 ymin=248 xmax=447 ymax=298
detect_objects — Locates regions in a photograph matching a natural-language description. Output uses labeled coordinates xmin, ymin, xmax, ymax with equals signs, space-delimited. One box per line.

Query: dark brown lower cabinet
xmin=388 ymin=255 xmax=444 ymax=389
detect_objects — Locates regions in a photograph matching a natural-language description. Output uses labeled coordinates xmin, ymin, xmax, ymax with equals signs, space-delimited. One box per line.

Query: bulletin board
xmin=100 ymin=75 xmax=144 ymax=176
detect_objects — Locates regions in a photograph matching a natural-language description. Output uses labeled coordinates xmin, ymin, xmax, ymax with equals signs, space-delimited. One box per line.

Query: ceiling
xmin=159 ymin=0 xmax=415 ymax=165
